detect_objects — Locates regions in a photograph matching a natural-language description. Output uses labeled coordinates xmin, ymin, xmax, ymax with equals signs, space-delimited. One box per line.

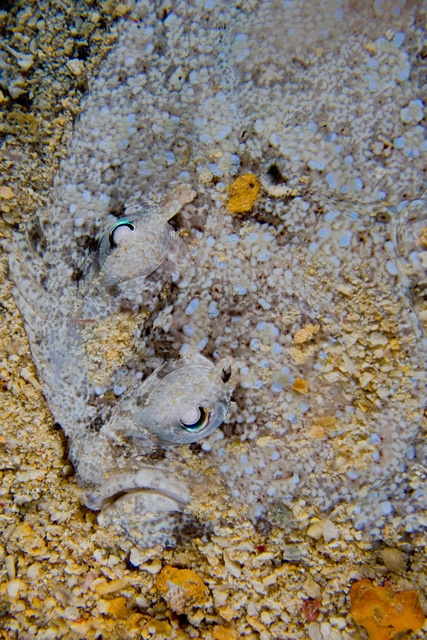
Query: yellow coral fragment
xmin=156 ymin=566 xmax=209 ymax=614
xmin=389 ymin=338 xmax=399 ymax=351
xmin=350 ymin=579 xmax=425 ymax=640
xmin=226 ymin=174 xmax=260 ymax=214
xmin=292 ymin=378 xmax=309 ymax=394
xmin=98 ymin=596 xmax=128 ymax=619
xmin=213 ymin=626 xmax=238 ymax=640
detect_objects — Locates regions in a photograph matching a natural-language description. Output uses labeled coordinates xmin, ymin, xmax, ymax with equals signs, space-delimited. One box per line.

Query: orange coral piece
xmin=226 ymin=174 xmax=260 ymax=214
xmin=350 ymin=579 xmax=425 ymax=640
xmin=156 ymin=566 xmax=209 ymax=614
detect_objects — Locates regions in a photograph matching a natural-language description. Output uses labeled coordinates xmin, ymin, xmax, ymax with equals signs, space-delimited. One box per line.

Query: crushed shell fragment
xmin=293 ymin=324 xmax=319 ymax=344
xmin=0 ymin=186 xmax=15 ymax=199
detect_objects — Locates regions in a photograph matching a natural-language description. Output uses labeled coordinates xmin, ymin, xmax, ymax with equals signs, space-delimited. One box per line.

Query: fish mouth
xmin=98 ymin=487 xmax=206 ymax=549
xmin=82 ymin=466 xmax=190 ymax=512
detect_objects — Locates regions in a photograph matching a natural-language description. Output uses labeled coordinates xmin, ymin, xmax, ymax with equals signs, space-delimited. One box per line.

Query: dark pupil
xmin=180 ymin=406 xmax=208 ymax=431
xmin=109 ymin=220 xmax=135 ymax=249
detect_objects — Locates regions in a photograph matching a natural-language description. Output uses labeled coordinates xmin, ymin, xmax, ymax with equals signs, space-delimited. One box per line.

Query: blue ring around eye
xmin=109 ymin=219 xmax=135 ymax=249
xmin=180 ymin=406 xmax=210 ymax=432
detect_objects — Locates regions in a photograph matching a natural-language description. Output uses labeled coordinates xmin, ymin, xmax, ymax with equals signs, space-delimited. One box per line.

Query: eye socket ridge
xmin=109 ymin=219 xmax=135 ymax=249
xmin=180 ymin=406 xmax=210 ymax=432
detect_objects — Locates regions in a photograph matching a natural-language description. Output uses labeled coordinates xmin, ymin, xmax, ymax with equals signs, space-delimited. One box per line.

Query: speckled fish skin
xmin=9 ymin=0 xmax=427 ymax=546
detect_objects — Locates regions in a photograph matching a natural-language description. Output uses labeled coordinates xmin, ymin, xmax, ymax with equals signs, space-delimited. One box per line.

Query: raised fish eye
xmin=109 ymin=219 xmax=135 ymax=249
xmin=180 ymin=406 xmax=210 ymax=432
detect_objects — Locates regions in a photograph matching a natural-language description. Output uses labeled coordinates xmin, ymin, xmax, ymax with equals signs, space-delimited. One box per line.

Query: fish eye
xmin=109 ymin=219 xmax=135 ymax=249
xmin=180 ymin=406 xmax=210 ymax=432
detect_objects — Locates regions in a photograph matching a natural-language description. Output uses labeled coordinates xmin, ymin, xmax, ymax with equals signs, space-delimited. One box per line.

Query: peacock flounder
xmin=9 ymin=0 xmax=427 ymax=546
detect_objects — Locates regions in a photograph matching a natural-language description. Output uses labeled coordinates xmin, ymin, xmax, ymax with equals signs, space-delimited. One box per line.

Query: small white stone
xmin=223 ymin=550 xmax=241 ymax=578
xmin=330 ymin=616 xmax=347 ymax=630
xmin=27 ymin=562 xmax=41 ymax=580
xmin=3 ymin=43 xmax=34 ymax=70
xmin=303 ymin=575 xmax=322 ymax=599
xmin=308 ymin=622 xmax=322 ymax=640
xmin=320 ymin=621 xmax=332 ymax=639
xmin=5 ymin=555 xmax=16 ymax=580
xmin=17 ymin=53 xmax=34 ymax=71
xmin=385 ymin=260 xmax=398 ymax=276
xmin=129 ymin=547 xmax=143 ymax=567
xmin=400 ymin=99 xmax=424 ymax=124
xmin=8 ymin=77 xmax=28 ymax=99
xmin=140 ymin=558 xmax=162 ymax=574
xmin=322 ymin=519 xmax=339 ymax=542
xmin=67 ymin=59 xmax=85 ymax=76
xmin=93 ymin=550 xmax=103 ymax=562
xmin=6 ymin=579 xmax=22 ymax=600
xmin=307 ymin=522 xmax=323 ymax=540
xmin=107 ymin=554 xmax=120 ymax=567
xmin=262 ymin=572 xmax=277 ymax=587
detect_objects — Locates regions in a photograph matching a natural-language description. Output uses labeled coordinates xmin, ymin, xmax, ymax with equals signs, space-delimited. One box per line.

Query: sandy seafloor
xmin=0 ymin=1 xmax=427 ymax=639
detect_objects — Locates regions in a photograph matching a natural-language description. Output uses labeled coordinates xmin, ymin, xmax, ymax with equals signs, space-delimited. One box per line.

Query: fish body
xmin=9 ymin=0 xmax=427 ymax=545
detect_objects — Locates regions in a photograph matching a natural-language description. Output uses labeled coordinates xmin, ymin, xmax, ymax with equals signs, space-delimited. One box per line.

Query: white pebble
xmin=386 ymin=260 xmax=398 ymax=276
xmin=400 ymin=99 xmax=424 ymax=124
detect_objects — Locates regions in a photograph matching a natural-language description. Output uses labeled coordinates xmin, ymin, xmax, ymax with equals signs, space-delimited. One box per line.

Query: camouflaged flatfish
xmin=9 ymin=0 xmax=427 ymax=547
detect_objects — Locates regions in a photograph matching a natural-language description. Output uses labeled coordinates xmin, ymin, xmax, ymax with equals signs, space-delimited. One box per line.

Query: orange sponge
xmin=350 ymin=578 xmax=425 ymax=640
